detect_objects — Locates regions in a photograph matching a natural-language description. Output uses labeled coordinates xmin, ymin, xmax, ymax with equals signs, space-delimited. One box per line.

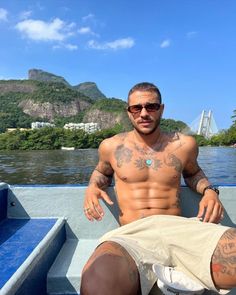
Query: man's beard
xmin=132 ymin=117 xmax=161 ymax=136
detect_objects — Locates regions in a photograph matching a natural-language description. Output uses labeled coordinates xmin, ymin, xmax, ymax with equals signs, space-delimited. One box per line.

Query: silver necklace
xmin=132 ymin=133 xmax=163 ymax=167
xmin=134 ymin=142 xmax=161 ymax=167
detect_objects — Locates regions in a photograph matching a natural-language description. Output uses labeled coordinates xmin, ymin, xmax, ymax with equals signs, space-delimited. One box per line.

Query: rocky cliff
xmin=18 ymin=99 xmax=91 ymax=121
xmin=0 ymin=72 xmax=127 ymax=131
xmin=83 ymin=109 xmax=131 ymax=130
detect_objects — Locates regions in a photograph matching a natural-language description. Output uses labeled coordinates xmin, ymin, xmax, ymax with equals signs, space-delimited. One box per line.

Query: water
xmin=0 ymin=149 xmax=98 ymax=185
xmin=198 ymin=147 xmax=236 ymax=185
xmin=0 ymin=147 xmax=235 ymax=185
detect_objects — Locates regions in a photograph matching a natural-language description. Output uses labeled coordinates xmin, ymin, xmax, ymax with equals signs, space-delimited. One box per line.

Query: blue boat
xmin=0 ymin=182 xmax=236 ymax=295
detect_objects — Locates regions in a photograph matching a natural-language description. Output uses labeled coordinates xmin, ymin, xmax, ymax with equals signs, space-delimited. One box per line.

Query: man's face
xmin=127 ymin=90 xmax=164 ymax=135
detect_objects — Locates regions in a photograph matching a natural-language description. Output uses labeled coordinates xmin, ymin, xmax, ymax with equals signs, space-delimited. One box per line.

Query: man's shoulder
xmin=166 ymin=132 xmax=196 ymax=143
xmin=165 ymin=132 xmax=198 ymax=151
xmin=100 ymin=132 xmax=130 ymax=149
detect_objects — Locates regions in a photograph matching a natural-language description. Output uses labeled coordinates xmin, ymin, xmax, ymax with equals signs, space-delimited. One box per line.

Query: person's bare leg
xmin=80 ymin=241 xmax=141 ymax=295
xmin=211 ymin=228 xmax=236 ymax=289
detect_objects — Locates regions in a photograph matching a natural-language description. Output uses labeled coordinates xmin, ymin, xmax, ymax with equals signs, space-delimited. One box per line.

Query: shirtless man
xmin=80 ymin=82 xmax=236 ymax=295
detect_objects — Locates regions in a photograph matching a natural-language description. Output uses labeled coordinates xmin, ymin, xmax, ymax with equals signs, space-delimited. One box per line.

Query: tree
xmin=231 ymin=110 xmax=236 ymax=126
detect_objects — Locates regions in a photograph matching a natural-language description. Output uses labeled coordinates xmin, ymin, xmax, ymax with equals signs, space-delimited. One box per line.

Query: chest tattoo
xmin=135 ymin=157 xmax=162 ymax=170
xmin=134 ymin=142 xmax=164 ymax=156
xmin=114 ymin=144 xmax=133 ymax=168
xmin=164 ymin=154 xmax=183 ymax=173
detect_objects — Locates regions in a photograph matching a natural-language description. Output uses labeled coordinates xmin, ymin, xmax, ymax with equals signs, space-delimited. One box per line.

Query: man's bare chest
xmin=111 ymin=143 xmax=187 ymax=184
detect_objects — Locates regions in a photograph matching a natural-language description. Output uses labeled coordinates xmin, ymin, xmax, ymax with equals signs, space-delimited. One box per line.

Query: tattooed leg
xmin=80 ymin=241 xmax=141 ymax=295
xmin=211 ymin=228 xmax=236 ymax=289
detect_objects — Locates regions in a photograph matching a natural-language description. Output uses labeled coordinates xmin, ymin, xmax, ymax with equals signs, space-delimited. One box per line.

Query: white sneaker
xmin=152 ymin=264 xmax=205 ymax=295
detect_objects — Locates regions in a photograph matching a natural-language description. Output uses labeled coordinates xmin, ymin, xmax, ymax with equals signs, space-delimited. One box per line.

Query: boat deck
xmin=0 ymin=183 xmax=236 ymax=295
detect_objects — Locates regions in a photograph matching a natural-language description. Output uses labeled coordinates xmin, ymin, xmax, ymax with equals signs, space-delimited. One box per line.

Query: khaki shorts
xmin=99 ymin=215 xmax=230 ymax=295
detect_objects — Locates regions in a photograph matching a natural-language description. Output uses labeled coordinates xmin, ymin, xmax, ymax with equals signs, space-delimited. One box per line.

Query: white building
xmin=63 ymin=122 xmax=100 ymax=133
xmin=31 ymin=122 xmax=55 ymax=129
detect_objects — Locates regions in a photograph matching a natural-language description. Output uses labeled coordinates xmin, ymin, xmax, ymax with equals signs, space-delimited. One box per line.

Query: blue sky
xmin=0 ymin=1 xmax=235 ymax=130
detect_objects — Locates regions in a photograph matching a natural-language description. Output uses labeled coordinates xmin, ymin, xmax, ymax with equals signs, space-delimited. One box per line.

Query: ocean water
xmin=0 ymin=147 xmax=235 ymax=185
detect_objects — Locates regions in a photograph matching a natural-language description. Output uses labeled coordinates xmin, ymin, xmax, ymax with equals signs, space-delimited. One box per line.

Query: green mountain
xmin=74 ymin=82 xmax=106 ymax=100
xmin=0 ymin=74 xmax=129 ymax=133
xmin=0 ymin=79 xmax=93 ymax=132
xmin=29 ymin=69 xmax=106 ymax=100
xmin=28 ymin=69 xmax=70 ymax=86
xmin=0 ymin=69 xmax=189 ymax=134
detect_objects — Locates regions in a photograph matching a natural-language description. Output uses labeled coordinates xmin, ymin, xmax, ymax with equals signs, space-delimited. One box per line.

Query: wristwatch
xmin=202 ymin=185 xmax=219 ymax=196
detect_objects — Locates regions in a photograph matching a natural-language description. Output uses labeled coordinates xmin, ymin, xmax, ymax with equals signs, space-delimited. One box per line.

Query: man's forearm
xmin=88 ymin=168 xmax=113 ymax=189
xmin=184 ymin=168 xmax=210 ymax=195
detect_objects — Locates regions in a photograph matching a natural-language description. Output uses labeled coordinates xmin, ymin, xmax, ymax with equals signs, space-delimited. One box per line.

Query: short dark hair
xmin=128 ymin=82 xmax=162 ymax=104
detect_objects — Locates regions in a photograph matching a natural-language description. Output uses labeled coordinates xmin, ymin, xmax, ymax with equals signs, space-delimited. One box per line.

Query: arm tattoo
xmin=89 ymin=164 xmax=113 ymax=188
xmin=89 ymin=173 xmax=112 ymax=188
xmin=114 ymin=144 xmax=133 ymax=168
xmin=212 ymin=229 xmax=236 ymax=277
xmin=183 ymin=161 xmax=209 ymax=193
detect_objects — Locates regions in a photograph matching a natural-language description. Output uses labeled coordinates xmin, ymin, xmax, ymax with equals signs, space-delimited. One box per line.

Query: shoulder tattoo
xmin=164 ymin=153 xmax=183 ymax=173
xmin=114 ymin=144 xmax=133 ymax=168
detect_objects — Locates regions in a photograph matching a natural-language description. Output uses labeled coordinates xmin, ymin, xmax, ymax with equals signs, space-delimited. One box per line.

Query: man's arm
xmin=183 ymin=161 xmax=210 ymax=194
xmin=84 ymin=139 xmax=114 ymax=221
xmin=182 ymin=137 xmax=224 ymax=223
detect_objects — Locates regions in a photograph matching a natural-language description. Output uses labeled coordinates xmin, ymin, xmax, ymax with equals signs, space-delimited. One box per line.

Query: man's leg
xmin=211 ymin=228 xmax=236 ymax=289
xmin=80 ymin=241 xmax=141 ymax=295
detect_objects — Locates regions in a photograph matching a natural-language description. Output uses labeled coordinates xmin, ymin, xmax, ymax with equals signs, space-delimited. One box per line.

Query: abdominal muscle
xmin=116 ymin=186 xmax=182 ymax=225
xmin=119 ymin=208 xmax=181 ymax=225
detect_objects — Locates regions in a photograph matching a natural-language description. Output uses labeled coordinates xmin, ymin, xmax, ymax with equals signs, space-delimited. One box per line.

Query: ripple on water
xmin=0 ymin=147 xmax=235 ymax=184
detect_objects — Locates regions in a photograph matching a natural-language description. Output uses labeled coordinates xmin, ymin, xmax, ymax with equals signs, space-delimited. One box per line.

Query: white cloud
xmin=160 ymin=39 xmax=171 ymax=48
xmin=64 ymin=43 xmax=78 ymax=51
xmin=186 ymin=31 xmax=198 ymax=38
xmin=82 ymin=13 xmax=94 ymax=22
xmin=19 ymin=10 xmax=32 ymax=20
xmin=0 ymin=8 xmax=8 ymax=21
xmin=15 ymin=18 xmax=75 ymax=41
xmin=53 ymin=43 xmax=78 ymax=51
xmin=88 ymin=37 xmax=135 ymax=50
xmin=78 ymin=26 xmax=93 ymax=34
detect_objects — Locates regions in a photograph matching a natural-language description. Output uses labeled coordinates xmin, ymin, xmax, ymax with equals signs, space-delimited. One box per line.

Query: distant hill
xmin=29 ymin=69 xmax=106 ymax=100
xmin=0 ymin=73 xmax=129 ymax=132
xmin=28 ymin=69 xmax=70 ymax=86
xmin=0 ymin=69 xmax=188 ymax=134
xmin=74 ymin=82 xmax=106 ymax=100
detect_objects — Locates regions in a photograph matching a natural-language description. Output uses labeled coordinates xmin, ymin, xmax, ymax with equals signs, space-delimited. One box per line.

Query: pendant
xmin=145 ymin=159 xmax=152 ymax=166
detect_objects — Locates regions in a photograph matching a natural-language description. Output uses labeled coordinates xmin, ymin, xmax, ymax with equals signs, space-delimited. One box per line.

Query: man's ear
xmin=127 ymin=110 xmax=132 ymax=121
xmin=160 ymin=104 xmax=165 ymax=118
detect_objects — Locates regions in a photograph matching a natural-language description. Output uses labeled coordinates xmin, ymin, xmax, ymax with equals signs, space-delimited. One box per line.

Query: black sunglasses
xmin=127 ymin=103 xmax=161 ymax=114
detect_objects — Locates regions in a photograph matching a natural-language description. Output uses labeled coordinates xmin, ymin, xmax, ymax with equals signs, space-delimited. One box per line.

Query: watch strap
xmin=202 ymin=185 xmax=219 ymax=195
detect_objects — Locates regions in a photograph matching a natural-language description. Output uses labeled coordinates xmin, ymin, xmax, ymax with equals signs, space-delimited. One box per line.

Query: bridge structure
xmin=188 ymin=110 xmax=218 ymax=138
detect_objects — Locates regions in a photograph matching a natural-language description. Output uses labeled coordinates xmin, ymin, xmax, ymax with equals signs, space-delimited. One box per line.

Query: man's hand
xmin=84 ymin=186 xmax=114 ymax=221
xmin=197 ymin=192 xmax=224 ymax=223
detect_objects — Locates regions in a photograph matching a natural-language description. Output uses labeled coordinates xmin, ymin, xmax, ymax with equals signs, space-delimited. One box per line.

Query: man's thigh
xmin=211 ymin=228 xmax=236 ymax=290
xmin=81 ymin=241 xmax=141 ymax=295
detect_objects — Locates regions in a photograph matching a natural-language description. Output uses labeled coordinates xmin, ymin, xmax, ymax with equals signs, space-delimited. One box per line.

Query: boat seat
xmin=0 ymin=217 xmax=66 ymax=295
